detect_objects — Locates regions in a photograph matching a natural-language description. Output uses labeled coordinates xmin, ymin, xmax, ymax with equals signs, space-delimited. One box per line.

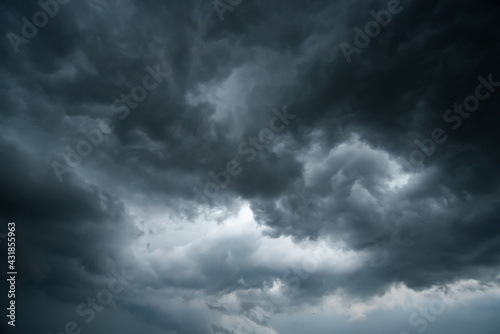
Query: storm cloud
xmin=0 ymin=0 xmax=499 ymax=333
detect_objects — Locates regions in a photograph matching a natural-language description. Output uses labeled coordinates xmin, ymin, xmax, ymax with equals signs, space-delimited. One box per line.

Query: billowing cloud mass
xmin=0 ymin=0 xmax=499 ymax=333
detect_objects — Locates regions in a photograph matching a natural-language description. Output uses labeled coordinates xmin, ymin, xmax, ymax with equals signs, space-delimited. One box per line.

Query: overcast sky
xmin=1 ymin=0 xmax=500 ymax=333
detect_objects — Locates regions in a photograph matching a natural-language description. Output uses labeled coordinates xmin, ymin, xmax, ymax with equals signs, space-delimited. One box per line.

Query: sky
xmin=0 ymin=0 xmax=500 ymax=333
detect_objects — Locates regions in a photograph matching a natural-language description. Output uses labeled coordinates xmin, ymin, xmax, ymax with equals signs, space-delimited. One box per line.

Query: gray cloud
xmin=1 ymin=0 xmax=499 ymax=333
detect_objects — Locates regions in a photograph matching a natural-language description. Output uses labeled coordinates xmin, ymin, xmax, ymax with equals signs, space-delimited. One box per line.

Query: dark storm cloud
xmin=1 ymin=0 xmax=500 ymax=333
xmin=0 ymin=135 xmax=141 ymax=282
xmin=243 ymin=0 xmax=500 ymax=297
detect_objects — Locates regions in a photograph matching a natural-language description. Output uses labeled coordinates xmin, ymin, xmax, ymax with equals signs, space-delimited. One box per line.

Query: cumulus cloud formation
xmin=0 ymin=0 xmax=499 ymax=333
